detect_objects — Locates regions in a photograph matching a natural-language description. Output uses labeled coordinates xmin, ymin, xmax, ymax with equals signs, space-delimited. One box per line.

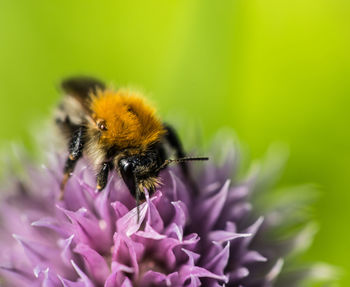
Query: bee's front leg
xmin=60 ymin=126 xmax=86 ymax=199
xmin=96 ymin=161 xmax=113 ymax=191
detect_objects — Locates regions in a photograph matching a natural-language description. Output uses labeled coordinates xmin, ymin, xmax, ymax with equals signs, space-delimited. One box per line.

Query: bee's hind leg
xmin=60 ymin=126 xmax=86 ymax=200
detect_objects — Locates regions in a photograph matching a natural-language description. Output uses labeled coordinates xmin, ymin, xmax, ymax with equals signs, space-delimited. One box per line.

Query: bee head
xmin=118 ymin=155 xmax=160 ymax=200
xmin=117 ymin=152 xmax=208 ymax=223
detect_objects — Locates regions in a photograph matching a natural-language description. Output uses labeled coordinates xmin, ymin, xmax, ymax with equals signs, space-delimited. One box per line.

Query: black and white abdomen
xmin=55 ymin=95 xmax=87 ymax=138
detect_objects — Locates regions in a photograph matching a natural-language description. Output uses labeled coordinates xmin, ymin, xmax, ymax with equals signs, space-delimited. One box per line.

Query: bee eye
xmin=119 ymin=159 xmax=136 ymax=196
xmin=97 ymin=120 xmax=107 ymax=131
xmin=120 ymin=160 xmax=132 ymax=174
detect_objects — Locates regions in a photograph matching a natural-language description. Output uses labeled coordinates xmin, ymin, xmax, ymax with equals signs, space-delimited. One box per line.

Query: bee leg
xmin=60 ymin=126 xmax=86 ymax=199
xmin=164 ymin=124 xmax=186 ymax=158
xmin=133 ymin=183 xmax=145 ymax=224
xmin=135 ymin=185 xmax=141 ymax=223
xmin=96 ymin=161 xmax=113 ymax=191
xmin=163 ymin=124 xmax=199 ymax=195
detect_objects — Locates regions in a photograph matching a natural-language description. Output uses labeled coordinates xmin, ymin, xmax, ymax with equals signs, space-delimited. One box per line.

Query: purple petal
xmin=242 ymin=250 xmax=267 ymax=264
xmin=227 ymin=185 xmax=250 ymax=202
xmin=58 ymin=275 xmax=85 ymax=287
xmin=58 ymin=206 xmax=111 ymax=253
xmin=242 ymin=217 xmax=264 ymax=247
xmin=12 ymin=234 xmax=57 ymax=266
xmin=31 ymin=217 xmax=73 ymax=238
xmin=71 ymin=169 xmax=96 ymax=199
xmin=181 ymin=248 xmax=201 ymax=266
xmin=94 ymin=183 xmax=115 ymax=239
xmin=265 ymin=258 xmax=284 ymax=283
xmin=179 ymin=265 xmax=228 ymax=284
xmin=229 ymin=202 xmax=252 ymax=221
xmin=58 ymin=234 xmax=75 ymax=267
xmin=170 ymin=201 xmax=188 ymax=228
xmin=225 ymin=221 xmax=237 ymax=233
xmin=62 ymin=173 xmax=92 ymax=211
xmin=34 ymin=267 xmax=61 ymax=287
xmin=74 ymin=243 xmax=110 ymax=284
xmin=208 ymin=230 xmax=251 ymax=244
xmin=111 ymin=201 xmax=129 ymax=219
xmin=70 ymin=260 xmax=94 ymax=287
xmin=121 ymin=277 xmax=133 ymax=287
xmin=184 ymin=275 xmax=201 ymax=287
xmin=146 ymin=195 xmax=164 ymax=232
xmin=142 ymin=270 xmax=167 ymax=285
xmin=228 ymin=267 xmax=249 ymax=281
xmin=165 ymin=223 xmax=184 ymax=241
xmin=136 ymin=222 xmax=166 ymax=240
xmin=196 ymin=180 xmax=230 ymax=232
xmin=168 ymin=171 xmax=190 ymax=205
xmin=203 ymin=242 xmax=230 ymax=276
xmin=116 ymin=201 xmax=148 ymax=237
xmin=104 ymin=272 xmax=118 ymax=287
xmin=0 ymin=266 xmax=35 ymax=286
xmin=105 ymin=263 xmax=134 ymax=287
xmin=113 ymin=233 xmax=143 ymax=278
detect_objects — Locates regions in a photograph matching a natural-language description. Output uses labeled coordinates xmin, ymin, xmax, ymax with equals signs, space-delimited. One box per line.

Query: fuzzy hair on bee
xmin=55 ymin=76 xmax=208 ymax=221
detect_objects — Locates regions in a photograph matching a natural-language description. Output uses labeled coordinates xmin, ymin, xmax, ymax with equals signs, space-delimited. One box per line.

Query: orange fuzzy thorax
xmin=90 ymin=89 xmax=165 ymax=150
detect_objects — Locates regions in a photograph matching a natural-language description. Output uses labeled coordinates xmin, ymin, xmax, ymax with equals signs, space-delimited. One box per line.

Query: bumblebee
xmin=55 ymin=77 xmax=207 ymax=219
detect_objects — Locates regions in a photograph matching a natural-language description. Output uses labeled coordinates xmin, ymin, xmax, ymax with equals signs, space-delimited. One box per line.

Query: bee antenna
xmin=158 ymin=156 xmax=209 ymax=171
xmin=174 ymin=156 xmax=209 ymax=163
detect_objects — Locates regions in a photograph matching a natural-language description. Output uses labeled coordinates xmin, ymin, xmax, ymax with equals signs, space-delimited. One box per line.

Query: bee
xmin=55 ymin=77 xmax=208 ymax=220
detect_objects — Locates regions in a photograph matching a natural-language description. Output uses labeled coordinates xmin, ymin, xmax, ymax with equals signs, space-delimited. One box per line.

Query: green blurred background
xmin=0 ymin=0 xmax=349 ymax=285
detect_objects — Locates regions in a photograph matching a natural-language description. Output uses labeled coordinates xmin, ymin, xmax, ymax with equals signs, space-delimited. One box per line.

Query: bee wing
xmin=56 ymin=77 xmax=105 ymax=136
xmin=61 ymin=76 xmax=105 ymax=109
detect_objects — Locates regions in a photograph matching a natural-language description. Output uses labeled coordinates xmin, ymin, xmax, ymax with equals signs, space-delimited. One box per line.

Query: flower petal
xmin=12 ymin=234 xmax=56 ymax=266
xmin=181 ymin=248 xmax=201 ymax=266
xmin=57 ymin=205 xmax=111 ymax=253
xmin=31 ymin=217 xmax=73 ymax=238
xmin=74 ymin=243 xmax=110 ymax=284
xmin=179 ymin=265 xmax=228 ymax=284
xmin=208 ymin=230 xmax=251 ymax=244
xmin=70 ymin=260 xmax=94 ymax=287
xmin=242 ymin=250 xmax=267 ymax=264
xmin=203 ymin=242 xmax=230 ymax=276
xmin=142 ymin=270 xmax=167 ymax=285
xmin=94 ymin=183 xmax=116 ymax=239
xmin=135 ymin=222 xmax=166 ymax=240
xmin=116 ymin=201 xmax=148 ymax=237
xmin=34 ymin=267 xmax=61 ymax=287
xmin=113 ymin=233 xmax=143 ymax=278
xmin=58 ymin=234 xmax=75 ymax=267
xmin=111 ymin=201 xmax=129 ymax=219
xmin=146 ymin=195 xmax=164 ymax=232
xmin=196 ymin=180 xmax=230 ymax=232
xmin=121 ymin=277 xmax=133 ymax=287
xmin=170 ymin=201 xmax=188 ymax=228
xmin=58 ymin=275 xmax=85 ymax=287
xmin=228 ymin=267 xmax=249 ymax=281
xmin=0 ymin=266 xmax=35 ymax=286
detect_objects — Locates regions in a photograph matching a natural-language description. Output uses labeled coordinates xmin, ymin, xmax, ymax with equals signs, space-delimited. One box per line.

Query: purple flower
xmin=0 ymin=145 xmax=315 ymax=287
